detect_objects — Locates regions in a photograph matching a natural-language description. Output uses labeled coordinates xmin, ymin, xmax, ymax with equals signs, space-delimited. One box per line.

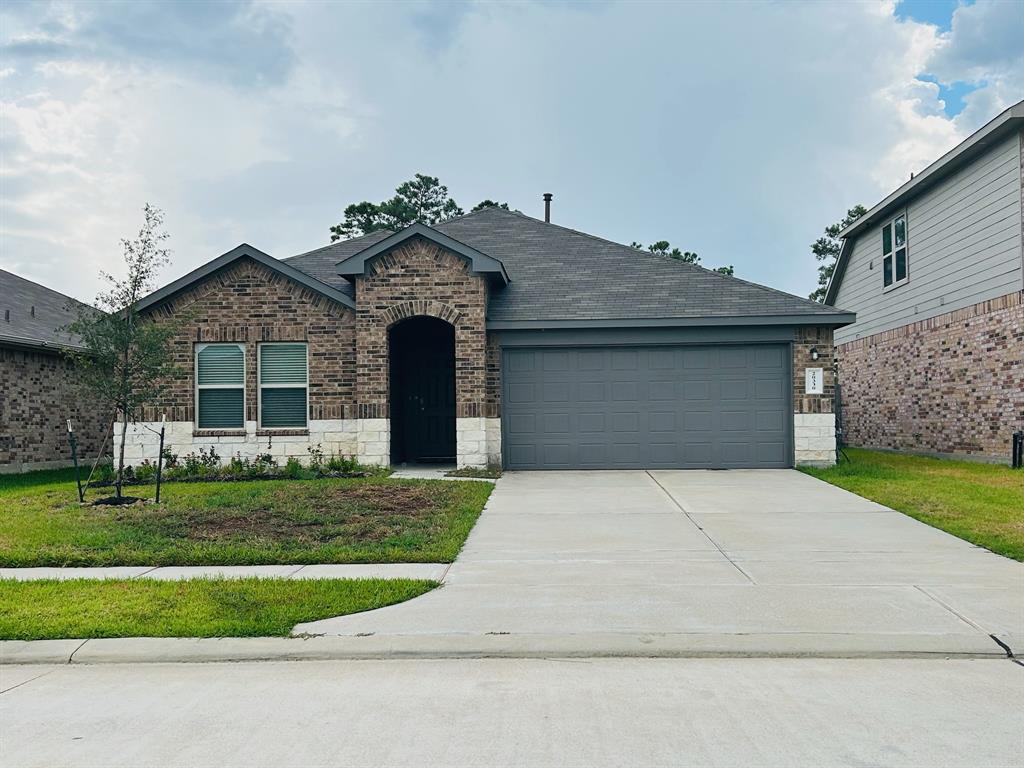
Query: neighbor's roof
xmin=286 ymin=207 xmax=854 ymax=328
xmin=0 ymin=268 xmax=90 ymax=352
xmin=825 ymin=98 xmax=1024 ymax=306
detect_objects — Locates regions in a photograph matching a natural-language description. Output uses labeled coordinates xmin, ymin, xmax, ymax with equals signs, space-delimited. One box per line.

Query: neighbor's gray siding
xmin=834 ymin=130 xmax=1023 ymax=344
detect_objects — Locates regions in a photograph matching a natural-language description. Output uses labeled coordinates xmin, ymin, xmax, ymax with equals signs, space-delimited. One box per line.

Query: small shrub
xmin=326 ymin=453 xmax=359 ymax=473
xmin=161 ymin=447 xmax=178 ymax=468
xmin=90 ymin=463 xmax=115 ymax=485
xmin=284 ymin=457 xmax=304 ymax=479
xmin=134 ymin=460 xmax=157 ymax=482
xmin=307 ymin=444 xmax=325 ymax=473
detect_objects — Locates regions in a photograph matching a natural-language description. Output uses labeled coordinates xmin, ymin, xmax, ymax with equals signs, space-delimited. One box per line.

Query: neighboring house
xmin=0 ymin=269 xmax=109 ymax=473
xmin=119 ymin=205 xmax=853 ymax=470
xmin=826 ymin=100 xmax=1024 ymax=463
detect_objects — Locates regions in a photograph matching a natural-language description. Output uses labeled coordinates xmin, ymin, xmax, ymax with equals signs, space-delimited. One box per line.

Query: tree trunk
xmin=116 ymin=409 xmax=127 ymax=500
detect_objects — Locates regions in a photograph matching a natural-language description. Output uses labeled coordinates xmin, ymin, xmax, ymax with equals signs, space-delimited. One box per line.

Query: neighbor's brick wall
xmin=793 ymin=326 xmax=835 ymax=414
xmin=143 ymin=257 xmax=356 ymax=424
xmin=0 ymin=346 xmax=109 ymax=470
xmin=836 ymin=290 xmax=1024 ymax=460
xmin=354 ymin=237 xmax=489 ymax=419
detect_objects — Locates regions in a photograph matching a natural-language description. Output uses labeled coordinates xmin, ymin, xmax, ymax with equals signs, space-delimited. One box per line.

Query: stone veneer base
xmin=794 ymin=413 xmax=837 ymax=467
xmin=116 ymin=417 xmax=501 ymax=470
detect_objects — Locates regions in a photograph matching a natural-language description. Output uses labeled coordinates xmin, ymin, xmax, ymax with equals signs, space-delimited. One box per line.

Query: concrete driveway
xmin=296 ymin=470 xmax=1023 ymax=656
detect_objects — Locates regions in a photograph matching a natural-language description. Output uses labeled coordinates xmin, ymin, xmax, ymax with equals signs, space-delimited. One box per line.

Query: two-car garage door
xmin=502 ymin=344 xmax=791 ymax=470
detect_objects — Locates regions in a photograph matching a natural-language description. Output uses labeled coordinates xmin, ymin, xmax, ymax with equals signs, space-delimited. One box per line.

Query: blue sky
xmin=1 ymin=0 xmax=1022 ymax=303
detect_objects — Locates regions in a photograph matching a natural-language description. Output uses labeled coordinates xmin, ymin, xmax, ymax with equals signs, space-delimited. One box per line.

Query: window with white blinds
xmin=195 ymin=344 xmax=245 ymax=429
xmin=259 ymin=343 xmax=308 ymax=428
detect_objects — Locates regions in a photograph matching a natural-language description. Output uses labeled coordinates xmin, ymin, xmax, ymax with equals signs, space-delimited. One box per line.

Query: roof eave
xmin=486 ymin=313 xmax=856 ymax=331
xmin=335 ymin=222 xmax=510 ymax=286
xmin=133 ymin=244 xmax=356 ymax=314
xmin=0 ymin=334 xmax=88 ymax=354
xmin=823 ymin=237 xmax=854 ymax=306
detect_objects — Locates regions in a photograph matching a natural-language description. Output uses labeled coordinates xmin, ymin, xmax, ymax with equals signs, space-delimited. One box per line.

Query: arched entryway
xmin=389 ymin=316 xmax=456 ymax=464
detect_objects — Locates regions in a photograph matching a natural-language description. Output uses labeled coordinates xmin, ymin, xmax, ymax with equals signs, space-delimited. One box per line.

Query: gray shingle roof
xmin=0 ymin=269 xmax=90 ymax=351
xmin=285 ymin=207 xmax=850 ymax=325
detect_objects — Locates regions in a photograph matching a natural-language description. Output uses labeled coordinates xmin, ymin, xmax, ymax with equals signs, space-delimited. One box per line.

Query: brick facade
xmin=793 ymin=326 xmax=835 ymax=415
xmin=354 ymin=237 xmax=488 ymax=420
xmin=791 ymin=326 xmax=837 ymax=466
xmin=836 ymin=290 xmax=1024 ymax=461
xmin=0 ymin=346 xmax=109 ymax=472
xmin=144 ymin=257 xmax=356 ymax=424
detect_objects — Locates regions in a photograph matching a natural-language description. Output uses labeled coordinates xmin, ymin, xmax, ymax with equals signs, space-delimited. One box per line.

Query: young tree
xmin=809 ymin=204 xmax=867 ymax=302
xmin=67 ymin=204 xmax=181 ymax=500
xmin=330 ymin=174 xmax=465 ymax=241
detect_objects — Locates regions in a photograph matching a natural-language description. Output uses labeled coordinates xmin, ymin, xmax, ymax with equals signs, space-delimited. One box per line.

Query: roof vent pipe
xmin=543 ymin=193 xmax=553 ymax=223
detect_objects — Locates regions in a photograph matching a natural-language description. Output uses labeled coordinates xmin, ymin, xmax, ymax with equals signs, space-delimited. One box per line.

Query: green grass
xmin=0 ymin=470 xmax=493 ymax=567
xmin=801 ymin=448 xmax=1024 ymax=561
xmin=0 ymin=577 xmax=436 ymax=640
xmin=445 ymin=466 xmax=502 ymax=479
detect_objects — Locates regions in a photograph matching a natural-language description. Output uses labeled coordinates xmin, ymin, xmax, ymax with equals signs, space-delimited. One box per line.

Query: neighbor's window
xmin=259 ymin=343 xmax=308 ymax=428
xmin=881 ymin=213 xmax=908 ymax=289
xmin=195 ymin=343 xmax=245 ymax=429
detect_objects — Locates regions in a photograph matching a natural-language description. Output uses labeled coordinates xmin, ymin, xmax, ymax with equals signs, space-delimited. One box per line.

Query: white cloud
xmin=0 ymin=0 xmax=1021 ymax=304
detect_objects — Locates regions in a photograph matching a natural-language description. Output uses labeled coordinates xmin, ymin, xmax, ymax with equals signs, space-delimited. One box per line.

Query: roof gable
xmin=335 ymin=222 xmax=510 ymax=286
xmin=134 ymin=244 xmax=356 ymax=314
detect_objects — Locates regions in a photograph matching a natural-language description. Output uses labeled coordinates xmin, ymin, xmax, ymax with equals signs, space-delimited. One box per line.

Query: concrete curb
xmin=1 ymin=632 xmax=1011 ymax=665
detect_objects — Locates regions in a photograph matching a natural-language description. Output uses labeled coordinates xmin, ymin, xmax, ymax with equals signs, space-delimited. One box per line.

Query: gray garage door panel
xmin=502 ymin=344 xmax=791 ymax=470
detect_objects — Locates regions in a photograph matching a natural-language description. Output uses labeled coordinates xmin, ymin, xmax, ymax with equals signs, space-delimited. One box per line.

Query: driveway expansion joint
xmin=644 ymin=470 xmax=757 ymax=585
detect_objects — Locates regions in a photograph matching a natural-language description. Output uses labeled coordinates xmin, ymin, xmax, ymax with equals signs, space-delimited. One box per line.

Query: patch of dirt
xmin=90 ymin=496 xmax=148 ymax=507
xmin=181 ymin=485 xmax=444 ymax=543
xmin=318 ymin=483 xmax=442 ymax=515
xmin=185 ymin=510 xmax=322 ymax=542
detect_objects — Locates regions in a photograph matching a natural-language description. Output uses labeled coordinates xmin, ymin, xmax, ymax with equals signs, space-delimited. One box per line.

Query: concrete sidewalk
xmin=0 ymin=563 xmax=449 ymax=581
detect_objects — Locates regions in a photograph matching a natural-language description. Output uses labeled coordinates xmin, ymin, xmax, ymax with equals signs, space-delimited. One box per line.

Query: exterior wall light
xmin=809 ymin=347 xmax=820 ymax=361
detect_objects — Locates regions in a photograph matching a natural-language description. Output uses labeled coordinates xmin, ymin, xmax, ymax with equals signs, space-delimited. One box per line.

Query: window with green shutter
xmin=259 ymin=343 xmax=308 ymax=428
xmin=195 ymin=344 xmax=245 ymax=429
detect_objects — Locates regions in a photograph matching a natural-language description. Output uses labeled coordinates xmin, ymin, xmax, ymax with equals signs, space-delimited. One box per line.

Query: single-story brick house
xmin=0 ymin=269 xmax=109 ymax=473
xmin=120 ymin=205 xmax=854 ymax=470
xmin=826 ymin=100 xmax=1023 ymax=463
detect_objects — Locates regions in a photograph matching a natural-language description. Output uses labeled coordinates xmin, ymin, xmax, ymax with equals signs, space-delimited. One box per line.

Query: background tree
xmin=330 ymin=174 xmax=464 ymax=240
xmin=631 ymin=240 xmax=734 ymax=275
xmin=809 ymin=204 xmax=867 ymax=302
xmin=471 ymin=200 xmax=510 ymax=212
xmin=66 ymin=205 xmax=181 ymax=500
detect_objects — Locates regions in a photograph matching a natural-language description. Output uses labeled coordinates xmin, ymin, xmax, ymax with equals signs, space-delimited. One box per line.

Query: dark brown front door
xmin=389 ymin=317 xmax=456 ymax=464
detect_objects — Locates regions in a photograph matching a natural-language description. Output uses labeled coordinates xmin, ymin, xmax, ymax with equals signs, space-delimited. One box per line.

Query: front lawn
xmin=801 ymin=448 xmax=1024 ymax=561
xmin=0 ymin=577 xmax=436 ymax=640
xmin=0 ymin=470 xmax=492 ymax=567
